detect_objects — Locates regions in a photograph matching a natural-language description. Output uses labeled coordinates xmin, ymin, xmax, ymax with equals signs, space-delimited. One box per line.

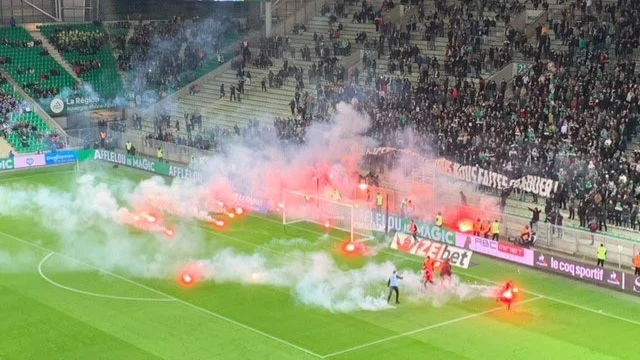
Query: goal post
xmin=282 ymin=190 xmax=379 ymax=243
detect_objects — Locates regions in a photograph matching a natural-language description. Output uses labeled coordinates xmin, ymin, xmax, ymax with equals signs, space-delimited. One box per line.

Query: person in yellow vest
xmin=375 ymin=192 xmax=384 ymax=213
xmin=472 ymin=218 xmax=482 ymax=237
xmin=491 ymin=220 xmax=500 ymax=241
xmin=331 ymin=188 xmax=341 ymax=201
xmin=157 ymin=147 xmax=164 ymax=162
xmin=125 ymin=140 xmax=132 ymax=155
xmin=596 ymin=244 xmax=607 ymax=267
xmin=435 ymin=212 xmax=443 ymax=227
xmin=633 ymin=252 xmax=640 ymax=275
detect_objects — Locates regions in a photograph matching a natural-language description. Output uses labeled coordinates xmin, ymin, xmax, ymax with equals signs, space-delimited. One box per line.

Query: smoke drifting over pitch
xmin=0 ymin=103 xmax=497 ymax=312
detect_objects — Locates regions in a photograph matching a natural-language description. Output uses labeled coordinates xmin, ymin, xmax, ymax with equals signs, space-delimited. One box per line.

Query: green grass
xmin=0 ymin=164 xmax=639 ymax=360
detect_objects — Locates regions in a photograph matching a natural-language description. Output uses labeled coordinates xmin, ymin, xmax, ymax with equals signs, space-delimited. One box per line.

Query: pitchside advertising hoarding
xmin=45 ymin=149 xmax=79 ymax=165
xmin=455 ymin=233 xmax=535 ymax=266
xmin=533 ymin=251 xmax=640 ymax=295
xmin=355 ymin=211 xmax=458 ymax=244
xmin=389 ymin=232 xmax=473 ymax=268
xmin=14 ymin=154 xmax=46 ymax=169
xmin=0 ymin=157 xmax=14 ymax=170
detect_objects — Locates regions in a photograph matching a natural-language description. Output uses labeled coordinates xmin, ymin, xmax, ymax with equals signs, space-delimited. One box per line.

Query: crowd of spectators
xmin=0 ymin=75 xmax=64 ymax=151
xmin=127 ymin=0 xmax=640 ymax=236
xmin=258 ymin=0 xmax=640 ymax=234
xmin=120 ymin=16 xmax=245 ymax=96
xmin=48 ymin=26 xmax=108 ymax=55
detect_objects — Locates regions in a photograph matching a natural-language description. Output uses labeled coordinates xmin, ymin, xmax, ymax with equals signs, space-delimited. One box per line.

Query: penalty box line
xmin=250 ymin=214 xmax=640 ymax=328
xmin=0 ymin=229 xmax=324 ymax=359
xmin=320 ymin=296 xmax=543 ymax=358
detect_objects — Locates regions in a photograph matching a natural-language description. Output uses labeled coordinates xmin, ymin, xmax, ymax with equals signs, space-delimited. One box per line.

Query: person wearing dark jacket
xmin=528 ymin=207 xmax=542 ymax=229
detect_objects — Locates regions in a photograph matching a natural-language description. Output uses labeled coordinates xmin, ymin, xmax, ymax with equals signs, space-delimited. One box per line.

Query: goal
xmin=281 ymin=190 xmax=377 ymax=243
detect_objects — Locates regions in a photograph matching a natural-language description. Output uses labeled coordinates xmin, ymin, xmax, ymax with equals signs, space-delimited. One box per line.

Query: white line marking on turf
xmin=250 ymin=213 xmax=640 ymax=328
xmin=320 ymin=296 xmax=543 ymax=358
xmin=0 ymin=231 xmax=323 ymax=359
xmin=38 ymin=252 xmax=175 ymax=302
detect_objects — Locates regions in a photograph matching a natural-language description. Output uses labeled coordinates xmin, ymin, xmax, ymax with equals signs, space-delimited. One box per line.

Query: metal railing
xmin=392 ymin=169 xmax=640 ymax=269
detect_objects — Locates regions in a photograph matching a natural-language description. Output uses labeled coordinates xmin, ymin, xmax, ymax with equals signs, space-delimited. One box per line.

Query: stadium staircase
xmin=0 ymin=26 xmax=77 ymax=102
xmin=141 ymin=56 xmax=309 ymax=133
xmin=137 ymin=4 xmax=382 ymax=135
xmin=29 ymin=31 xmax=81 ymax=83
xmin=38 ymin=23 xmax=124 ymax=100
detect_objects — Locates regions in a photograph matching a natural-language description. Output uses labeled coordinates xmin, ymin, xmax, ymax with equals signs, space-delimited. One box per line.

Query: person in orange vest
xmin=520 ymin=225 xmax=531 ymax=245
xmin=409 ymin=219 xmax=418 ymax=243
xmin=634 ymin=252 xmax=640 ymax=276
xmin=99 ymin=130 xmax=107 ymax=148
xmin=482 ymin=220 xmax=492 ymax=238
xmin=473 ymin=218 xmax=482 ymax=237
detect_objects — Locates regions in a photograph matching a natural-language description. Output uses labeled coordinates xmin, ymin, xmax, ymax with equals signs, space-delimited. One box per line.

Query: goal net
xmin=282 ymin=190 xmax=378 ymax=243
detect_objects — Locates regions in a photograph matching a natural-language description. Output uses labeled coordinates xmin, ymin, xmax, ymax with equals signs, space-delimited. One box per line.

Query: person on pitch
xmin=423 ymin=256 xmax=436 ymax=288
xmin=440 ymin=258 xmax=452 ymax=285
xmin=387 ymin=270 xmax=403 ymax=304
xmin=497 ymin=280 xmax=518 ymax=310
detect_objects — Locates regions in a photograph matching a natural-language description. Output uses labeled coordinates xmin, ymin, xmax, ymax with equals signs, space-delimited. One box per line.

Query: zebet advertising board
xmin=389 ymin=232 xmax=473 ymax=268
xmin=534 ymin=251 xmax=640 ymax=296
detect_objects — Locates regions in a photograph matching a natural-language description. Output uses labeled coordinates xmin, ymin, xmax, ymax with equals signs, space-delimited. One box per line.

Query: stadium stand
xmin=0 ymin=26 xmax=77 ymax=101
xmin=39 ymin=23 xmax=124 ymax=100
xmin=126 ymin=0 xmax=640 ymax=241
xmin=0 ymin=73 xmax=64 ymax=153
xmin=119 ymin=17 xmax=245 ymax=100
xmin=137 ymin=0 xmax=381 ymax=147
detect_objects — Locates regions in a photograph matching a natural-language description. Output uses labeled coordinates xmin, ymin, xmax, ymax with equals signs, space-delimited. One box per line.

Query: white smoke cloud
xmin=0 ymin=102 xmax=503 ymax=313
xmin=192 ymin=248 xmax=496 ymax=312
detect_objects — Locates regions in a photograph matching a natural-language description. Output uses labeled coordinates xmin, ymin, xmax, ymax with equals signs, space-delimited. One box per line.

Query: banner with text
xmin=92 ymin=150 xmax=204 ymax=182
xmin=455 ymin=234 xmax=534 ymax=266
xmin=371 ymin=213 xmax=457 ymax=244
xmin=45 ymin=149 xmax=79 ymax=165
xmin=389 ymin=232 xmax=473 ymax=268
xmin=434 ymin=158 xmax=559 ymax=197
xmin=532 ymin=251 xmax=636 ymax=294
xmin=0 ymin=157 xmax=14 ymax=170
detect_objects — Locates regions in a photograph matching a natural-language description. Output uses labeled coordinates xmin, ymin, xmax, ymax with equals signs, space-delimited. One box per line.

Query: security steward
xmin=125 ymin=140 xmax=133 ymax=155
xmin=596 ymin=244 xmax=607 ymax=267
xmin=157 ymin=147 xmax=164 ymax=162
xmin=491 ymin=220 xmax=500 ymax=241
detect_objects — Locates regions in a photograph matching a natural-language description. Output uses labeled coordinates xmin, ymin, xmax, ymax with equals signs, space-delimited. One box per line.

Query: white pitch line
xmin=250 ymin=213 xmax=640 ymax=327
xmin=38 ymin=252 xmax=175 ymax=302
xmin=321 ymin=296 xmax=543 ymax=358
xmin=0 ymin=230 xmax=323 ymax=359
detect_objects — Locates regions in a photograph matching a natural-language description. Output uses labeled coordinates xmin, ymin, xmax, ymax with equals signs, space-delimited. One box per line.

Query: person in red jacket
xmin=440 ymin=259 xmax=452 ymax=286
xmin=409 ymin=219 xmax=418 ymax=243
xmin=423 ymin=256 xmax=436 ymax=288
xmin=497 ymin=280 xmax=518 ymax=310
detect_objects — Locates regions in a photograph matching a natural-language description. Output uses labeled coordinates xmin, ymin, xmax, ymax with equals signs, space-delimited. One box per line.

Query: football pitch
xmin=1 ymin=164 xmax=639 ymax=360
